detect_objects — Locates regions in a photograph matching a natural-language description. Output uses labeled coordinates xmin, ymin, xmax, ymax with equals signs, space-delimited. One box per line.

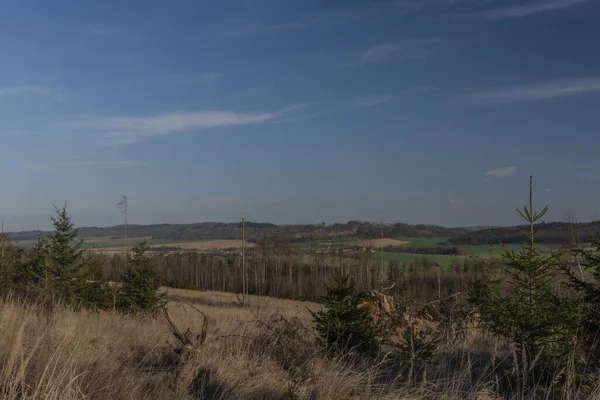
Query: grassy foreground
xmin=3 ymin=286 xmax=597 ymax=400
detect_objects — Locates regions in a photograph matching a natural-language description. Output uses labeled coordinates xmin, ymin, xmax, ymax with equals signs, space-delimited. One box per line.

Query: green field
xmin=293 ymin=236 xmax=569 ymax=269
xmin=397 ymin=237 xmax=449 ymax=246
xmin=15 ymin=234 xmax=571 ymax=268
xmin=80 ymin=238 xmax=175 ymax=249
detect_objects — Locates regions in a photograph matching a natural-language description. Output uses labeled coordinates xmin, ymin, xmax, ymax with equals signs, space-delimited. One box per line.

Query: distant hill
xmin=7 ymin=221 xmax=277 ymax=242
xmin=10 ymin=219 xmax=597 ymax=246
xmin=449 ymin=221 xmax=600 ymax=245
xmin=463 ymin=225 xmax=504 ymax=231
xmin=6 ymin=221 xmax=468 ymax=243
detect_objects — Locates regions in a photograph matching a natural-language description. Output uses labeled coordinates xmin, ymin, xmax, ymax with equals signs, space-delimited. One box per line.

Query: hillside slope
xmin=449 ymin=221 xmax=600 ymax=245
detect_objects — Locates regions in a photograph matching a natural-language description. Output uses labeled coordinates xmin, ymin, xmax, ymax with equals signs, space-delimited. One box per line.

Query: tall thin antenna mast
xmin=242 ymin=215 xmax=246 ymax=305
xmin=380 ymin=222 xmax=384 ymax=285
xmin=117 ymin=195 xmax=128 ymax=242
xmin=1 ymin=220 xmax=4 ymax=266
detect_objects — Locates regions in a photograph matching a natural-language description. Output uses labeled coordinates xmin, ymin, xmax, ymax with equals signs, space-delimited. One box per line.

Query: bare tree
xmin=117 ymin=195 xmax=128 ymax=241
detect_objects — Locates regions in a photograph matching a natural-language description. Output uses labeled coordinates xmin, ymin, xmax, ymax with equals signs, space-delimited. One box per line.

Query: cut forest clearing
xmin=322 ymin=238 xmax=408 ymax=247
xmin=89 ymin=239 xmax=257 ymax=252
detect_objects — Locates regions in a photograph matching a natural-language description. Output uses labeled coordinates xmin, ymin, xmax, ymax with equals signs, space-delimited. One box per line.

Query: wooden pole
xmin=242 ymin=215 xmax=246 ymax=305
xmin=380 ymin=224 xmax=384 ymax=285
xmin=1 ymin=220 xmax=4 ymax=267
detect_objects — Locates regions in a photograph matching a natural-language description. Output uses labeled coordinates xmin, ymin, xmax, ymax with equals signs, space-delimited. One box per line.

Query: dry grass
xmin=322 ymin=239 xmax=408 ymax=247
xmin=0 ymin=289 xmax=407 ymax=399
xmin=92 ymin=239 xmax=257 ymax=253
xmin=0 ymin=288 xmax=593 ymax=399
xmin=160 ymin=240 xmax=257 ymax=251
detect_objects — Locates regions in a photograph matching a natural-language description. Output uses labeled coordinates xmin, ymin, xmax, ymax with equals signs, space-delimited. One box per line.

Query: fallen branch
xmin=162 ymin=305 xmax=192 ymax=348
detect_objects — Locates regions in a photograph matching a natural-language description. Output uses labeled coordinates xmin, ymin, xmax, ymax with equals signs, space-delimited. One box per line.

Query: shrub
xmin=0 ymin=233 xmax=23 ymax=294
xmin=11 ymin=206 xmax=112 ymax=310
xmin=118 ymin=241 xmax=165 ymax=314
xmin=469 ymin=177 xmax=578 ymax=383
xmin=311 ymin=274 xmax=380 ymax=356
xmin=21 ymin=234 xmax=49 ymax=286
xmin=562 ymin=235 xmax=600 ymax=367
xmin=46 ymin=205 xmax=91 ymax=305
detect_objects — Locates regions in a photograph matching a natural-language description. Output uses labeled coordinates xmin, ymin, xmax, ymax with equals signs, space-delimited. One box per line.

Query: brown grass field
xmin=3 ymin=289 xmax=435 ymax=400
xmin=90 ymin=239 xmax=257 ymax=253
xmin=1 ymin=285 xmax=563 ymax=400
xmin=161 ymin=239 xmax=257 ymax=250
xmin=322 ymin=239 xmax=408 ymax=247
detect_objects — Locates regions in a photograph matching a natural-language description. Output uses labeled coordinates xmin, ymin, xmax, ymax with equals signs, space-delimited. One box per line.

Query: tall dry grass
xmin=0 ymin=287 xmax=597 ymax=399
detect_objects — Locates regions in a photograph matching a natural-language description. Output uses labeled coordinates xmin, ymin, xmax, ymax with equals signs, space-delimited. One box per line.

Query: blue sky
xmin=1 ymin=0 xmax=600 ymax=230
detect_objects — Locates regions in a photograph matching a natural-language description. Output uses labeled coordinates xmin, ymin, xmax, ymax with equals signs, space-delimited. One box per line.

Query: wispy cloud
xmin=242 ymin=83 xmax=274 ymax=96
xmin=73 ymin=105 xmax=308 ymax=146
xmin=0 ymin=86 xmax=66 ymax=102
xmin=405 ymin=85 xmax=437 ymax=94
xmin=222 ymin=0 xmax=589 ymax=40
xmin=0 ymin=131 xmax=31 ymax=138
xmin=395 ymin=0 xmax=592 ymax=20
xmin=218 ymin=2 xmax=436 ymax=37
xmin=218 ymin=11 xmax=362 ymax=37
xmin=486 ymin=166 xmax=517 ymax=178
xmin=340 ymin=38 xmax=438 ymax=68
xmin=164 ymin=73 xmax=225 ymax=85
xmin=395 ymin=0 xmax=481 ymax=13
xmin=472 ymin=0 xmax=590 ymax=19
xmin=0 ymin=86 xmax=49 ymax=97
xmin=352 ymin=92 xmax=398 ymax=108
xmin=449 ymin=198 xmax=463 ymax=204
xmin=28 ymin=160 xmax=146 ymax=170
xmin=351 ymin=86 xmax=435 ymax=109
xmin=456 ymin=77 xmax=600 ymax=105
xmin=77 ymin=23 xmax=129 ymax=38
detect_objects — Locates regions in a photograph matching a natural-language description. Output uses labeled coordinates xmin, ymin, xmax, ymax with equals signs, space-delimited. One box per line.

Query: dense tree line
xmin=450 ymin=220 xmax=600 ymax=245
xmin=382 ymin=245 xmax=464 ymax=255
xmin=0 ymin=205 xmax=164 ymax=314
xmin=94 ymin=247 xmax=484 ymax=303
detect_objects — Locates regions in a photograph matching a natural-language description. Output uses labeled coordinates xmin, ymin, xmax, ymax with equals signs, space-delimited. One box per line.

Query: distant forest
xmin=449 ymin=220 xmax=600 ymax=245
xmin=6 ymin=219 xmax=598 ymax=245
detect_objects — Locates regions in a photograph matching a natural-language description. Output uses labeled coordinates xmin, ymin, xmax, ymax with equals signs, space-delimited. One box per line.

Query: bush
xmin=469 ymin=177 xmax=579 ymax=388
xmin=311 ymin=274 xmax=380 ymax=356
xmin=4 ymin=206 xmax=113 ymax=310
xmin=118 ymin=241 xmax=165 ymax=314
xmin=0 ymin=233 xmax=23 ymax=294
xmin=562 ymin=235 xmax=600 ymax=367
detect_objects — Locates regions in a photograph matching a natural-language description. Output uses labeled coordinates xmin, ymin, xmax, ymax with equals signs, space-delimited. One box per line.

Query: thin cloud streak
xmin=76 ymin=23 xmax=132 ymax=38
xmin=486 ymin=166 xmax=517 ymax=178
xmin=456 ymin=77 xmax=600 ymax=104
xmin=218 ymin=11 xmax=362 ymax=37
xmin=394 ymin=0 xmax=483 ymax=14
xmin=351 ymin=86 xmax=434 ymax=109
xmin=27 ymin=160 xmax=146 ymax=169
xmin=0 ymin=131 xmax=31 ymax=138
xmin=164 ymin=73 xmax=225 ymax=85
xmin=473 ymin=0 xmax=590 ymax=19
xmin=352 ymin=92 xmax=398 ymax=108
xmin=73 ymin=104 xmax=309 ymax=146
xmin=0 ymin=86 xmax=67 ymax=102
xmin=340 ymin=38 xmax=438 ymax=68
xmin=0 ymin=86 xmax=49 ymax=97
xmin=221 ymin=0 xmax=588 ymax=40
